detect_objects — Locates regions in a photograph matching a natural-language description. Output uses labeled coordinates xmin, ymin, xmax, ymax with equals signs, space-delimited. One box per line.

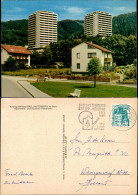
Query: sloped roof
xmin=1 ymin=44 xmax=31 ymax=55
xmin=84 ymin=42 xmax=113 ymax=53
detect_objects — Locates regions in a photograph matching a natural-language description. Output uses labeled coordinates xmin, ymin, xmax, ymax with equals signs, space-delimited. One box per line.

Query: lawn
xmin=31 ymin=81 xmax=137 ymax=97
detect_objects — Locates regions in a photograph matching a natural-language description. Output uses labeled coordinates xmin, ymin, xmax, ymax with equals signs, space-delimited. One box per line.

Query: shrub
xmin=2 ymin=56 xmax=18 ymax=71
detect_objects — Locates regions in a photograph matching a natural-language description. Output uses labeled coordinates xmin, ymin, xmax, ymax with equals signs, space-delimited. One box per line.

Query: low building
xmin=1 ymin=44 xmax=31 ymax=66
xmin=71 ymin=42 xmax=113 ymax=74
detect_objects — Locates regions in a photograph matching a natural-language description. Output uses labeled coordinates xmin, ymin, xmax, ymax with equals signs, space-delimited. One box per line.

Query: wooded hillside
xmin=1 ymin=11 xmax=136 ymax=46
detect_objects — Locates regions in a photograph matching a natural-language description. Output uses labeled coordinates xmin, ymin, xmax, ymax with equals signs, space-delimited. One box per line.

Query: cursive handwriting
xmin=81 ymin=167 xmax=129 ymax=177
xmin=4 ymin=169 xmax=35 ymax=185
xmin=4 ymin=180 xmax=35 ymax=184
xmin=74 ymin=147 xmax=111 ymax=159
xmin=69 ymin=132 xmax=115 ymax=150
xmin=76 ymin=177 xmax=112 ymax=192
xmin=5 ymin=169 xmax=33 ymax=177
xmin=81 ymin=167 xmax=116 ymax=178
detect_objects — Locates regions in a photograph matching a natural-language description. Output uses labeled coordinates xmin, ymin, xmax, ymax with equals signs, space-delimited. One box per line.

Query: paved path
xmin=1 ymin=75 xmax=137 ymax=98
xmin=1 ymin=76 xmax=32 ymax=98
xmin=1 ymin=75 xmax=51 ymax=98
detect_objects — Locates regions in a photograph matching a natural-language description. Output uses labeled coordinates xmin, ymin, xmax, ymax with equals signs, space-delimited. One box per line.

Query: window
xmin=76 ymin=53 xmax=80 ymax=59
xmin=77 ymin=63 xmax=80 ymax=69
xmin=88 ymin=53 xmax=96 ymax=58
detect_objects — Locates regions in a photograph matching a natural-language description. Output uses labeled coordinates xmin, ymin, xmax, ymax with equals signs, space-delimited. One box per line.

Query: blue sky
xmin=1 ymin=0 xmax=136 ymax=21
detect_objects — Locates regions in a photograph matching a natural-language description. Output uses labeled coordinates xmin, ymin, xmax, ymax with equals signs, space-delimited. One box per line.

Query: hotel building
xmin=84 ymin=11 xmax=112 ymax=37
xmin=28 ymin=10 xmax=57 ymax=50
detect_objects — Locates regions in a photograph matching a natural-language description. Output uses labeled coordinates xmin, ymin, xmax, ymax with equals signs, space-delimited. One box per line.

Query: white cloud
xmin=99 ymin=5 xmax=136 ymax=15
xmin=60 ymin=6 xmax=90 ymax=15
xmin=2 ymin=7 xmax=26 ymax=13
xmin=115 ymin=6 xmax=135 ymax=12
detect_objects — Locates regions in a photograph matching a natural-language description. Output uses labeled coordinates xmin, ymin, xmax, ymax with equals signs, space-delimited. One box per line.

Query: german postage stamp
xmin=111 ymin=104 xmax=136 ymax=131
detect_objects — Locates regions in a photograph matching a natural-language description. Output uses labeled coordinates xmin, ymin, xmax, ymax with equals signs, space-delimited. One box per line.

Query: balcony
xmin=104 ymin=58 xmax=113 ymax=62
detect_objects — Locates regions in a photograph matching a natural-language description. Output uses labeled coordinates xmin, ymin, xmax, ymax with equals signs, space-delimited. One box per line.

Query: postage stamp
xmin=111 ymin=104 xmax=136 ymax=131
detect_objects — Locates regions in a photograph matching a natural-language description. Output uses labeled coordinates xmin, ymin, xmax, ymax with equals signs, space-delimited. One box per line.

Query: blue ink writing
xmin=74 ymin=147 xmax=111 ymax=159
xmin=69 ymin=132 xmax=115 ymax=150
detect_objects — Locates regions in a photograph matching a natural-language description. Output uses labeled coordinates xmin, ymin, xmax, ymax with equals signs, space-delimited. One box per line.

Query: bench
xmin=36 ymin=76 xmax=48 ymax=82
xmin=69 ymin=89 xmax=81 ymax=98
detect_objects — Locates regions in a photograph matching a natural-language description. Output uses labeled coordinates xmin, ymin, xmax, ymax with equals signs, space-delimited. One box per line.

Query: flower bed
xmin=50 ymin=75 xmax=111 ymax=82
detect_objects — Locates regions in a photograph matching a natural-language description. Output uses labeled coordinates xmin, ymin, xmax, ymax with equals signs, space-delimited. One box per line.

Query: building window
xmin=88 ymin=53 xmax=96 ymax=58
xmin=76 ymin=53 xmax=80 ymax=59
xmin=77 ymin=63 xmax=80 ymax=69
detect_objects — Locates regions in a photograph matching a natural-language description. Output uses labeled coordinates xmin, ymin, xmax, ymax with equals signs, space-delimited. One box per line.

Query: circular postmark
xmin=109 ymin=104 xmax=137 ymax=131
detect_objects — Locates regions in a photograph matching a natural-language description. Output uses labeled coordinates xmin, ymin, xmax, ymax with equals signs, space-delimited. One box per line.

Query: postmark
xmin=110 ymin=104 xmax=137 ymax=131
xmin=78 ymin=111 xmax=100 ymax=130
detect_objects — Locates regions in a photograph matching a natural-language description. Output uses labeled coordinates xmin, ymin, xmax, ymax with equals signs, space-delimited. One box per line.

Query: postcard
xmin=1 ymin=98 xmax=137 ymax=194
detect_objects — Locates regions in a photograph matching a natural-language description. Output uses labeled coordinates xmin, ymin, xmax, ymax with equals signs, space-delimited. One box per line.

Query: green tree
xmin=30 ymin=50 xmax=42 ymax=67
xmin=41 ymin=45 xmax=52 ymax=66
xmin=125 ymin=35 xmax=136 ymax=65
xmin=87 ymin=57 xmax=102 ymax=88
xmin=133 ymin=58 xmax=137 ymax=66
xmin=2 ymin=56 xmax=17 ymax=71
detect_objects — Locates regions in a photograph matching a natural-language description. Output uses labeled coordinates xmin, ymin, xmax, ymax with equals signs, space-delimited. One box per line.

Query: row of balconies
xmin=104 ymin=58 xmax=113 ymax=62
xmin=98 ymin=28 xmax=112 ymax=31
xmin=39 ymin=29 xmax=57 ymax=31
xmin=28 ymin=28 xmax=36 ymax=31
xmin=28 ymin=33 xmax=35 ymax=36
xmin=40 ymin=37 xmax=57 ymax=39
xmin=98 ymin=21 xmax=112 ymax=24
xmin=99 ymin=30 xmax=112 ymax=32
xmin=39 ymin=17 xmax=57 ymax=20
xmin=98 ymin=24 xmax=112 ymax=27
xmin=40 ymin=13 xmax=57 ymax=16
xmin=40 ymin=39 xmax=57 ymax=41
xmin=39 ymin=22 xmax=57 ymax=24
xmin=12 ymin=56 xmax=29 ymax=60
xmin=28 ymin=24 xmax=36 ymax=27
xmin=40 ymin=28 xmax=57 ymax=31
xmin=40 ymin=31 xmax=57 ymax=33
xmin=40 ymin=21 xmax=57 ymax=24
xmin=40 ymin=25 xmax=57 ymax=28
xmin=98 ymin=29 xmax=112 ymax=32
xmin=39 ymin=23 xmax=57 ymax=26
xmin=40 ymin=18 xmax=57 ymax=21
xmin=40 ymin=34 xmax=57 ymax=36
xmin=98 ymin=25 xmax=112 ymax=28
xmin=28 ymin=21 xmax=36 ymax=24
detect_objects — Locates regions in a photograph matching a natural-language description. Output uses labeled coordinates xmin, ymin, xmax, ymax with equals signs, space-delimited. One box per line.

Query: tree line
xmin=30 ymin=34 xmax=136 ymax=68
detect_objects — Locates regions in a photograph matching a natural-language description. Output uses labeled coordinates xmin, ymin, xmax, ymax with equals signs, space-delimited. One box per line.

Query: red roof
xmin=1 ymin=44 xmax=31 ymax=55
xmin=84 ymin=42 xmax=113 ymax=53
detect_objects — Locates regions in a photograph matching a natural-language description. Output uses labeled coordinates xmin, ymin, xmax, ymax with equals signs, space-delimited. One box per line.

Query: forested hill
xmin=2 ymin=19 xmax=28 ymax=46
xmin=112 ymin=12 xmax=136 ymax=36
xmin=58 ymin=19 xmax=84 ymax=40
xmin=1 ymin=11 xmax=136 ymax=46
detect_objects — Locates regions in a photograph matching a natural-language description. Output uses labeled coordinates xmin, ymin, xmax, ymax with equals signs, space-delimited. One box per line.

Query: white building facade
xmin=84 ymin=11 xmax=112 ymax=37
xmin=71 ymin=42 xmax=113 ymax=74
xmin=28 ymin=10 xmax=57 ymax=50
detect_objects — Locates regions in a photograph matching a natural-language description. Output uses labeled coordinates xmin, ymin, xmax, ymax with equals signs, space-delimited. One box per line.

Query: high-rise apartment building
xmin=84 ymin=11 xmax=112 ymax=37
xmin=28 ymin=10 xmax=57 ymax=50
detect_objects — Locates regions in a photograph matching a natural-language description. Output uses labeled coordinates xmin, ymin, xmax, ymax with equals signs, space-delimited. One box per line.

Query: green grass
xmin=31 ymin=81 xmax=137 ymax=97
